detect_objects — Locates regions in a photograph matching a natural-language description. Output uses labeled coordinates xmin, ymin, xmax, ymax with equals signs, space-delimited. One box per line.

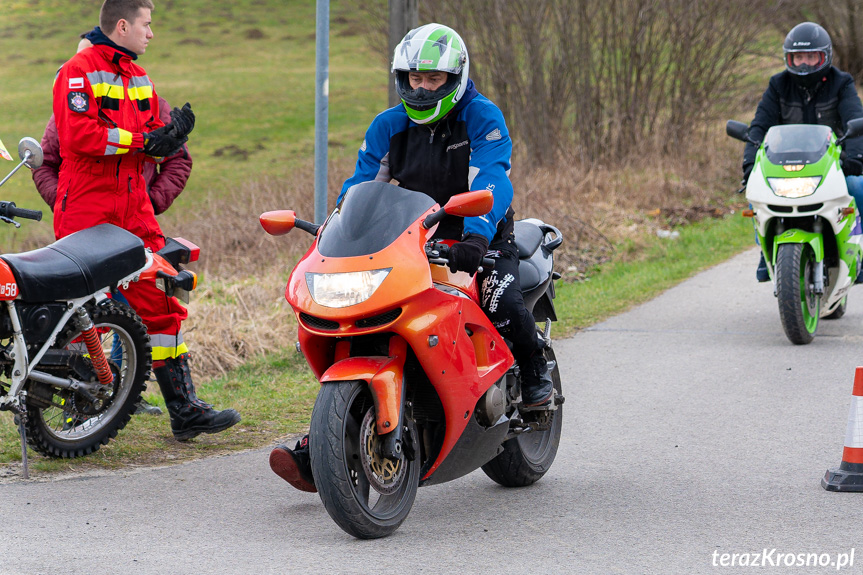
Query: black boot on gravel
xmin=153 ymin=353 xmax=241 ymax=441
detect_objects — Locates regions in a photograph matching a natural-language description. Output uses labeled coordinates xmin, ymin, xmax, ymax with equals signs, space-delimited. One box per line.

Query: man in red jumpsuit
xmin=52 ymin=0 xmax=240 ymax=441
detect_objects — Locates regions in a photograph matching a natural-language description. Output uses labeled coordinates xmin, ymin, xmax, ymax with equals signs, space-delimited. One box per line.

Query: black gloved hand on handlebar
xmin=844 ymin=158 xmax=863 ymax=177
xmin=169 ymin=102 xmax=195 ymax=139
xmin=448 ymin=233 xmax=489 ymax=275
xmin=143 ymin=125 xmax=188 ymax=157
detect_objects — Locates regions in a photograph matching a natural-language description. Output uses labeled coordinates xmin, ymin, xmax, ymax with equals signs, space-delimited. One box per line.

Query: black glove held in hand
xmin=844 ymin=158 xmax=863 ymax=177
xmin=143 ymin=125 xmax=187 ymax=157
xmin=448 ymin=234 xmax=489 ymax=275
xmin=169 ymin=102 xmax=195 ymax=139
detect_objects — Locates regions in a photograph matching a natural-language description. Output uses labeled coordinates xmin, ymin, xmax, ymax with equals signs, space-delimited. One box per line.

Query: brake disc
xmin=359 ymin=407 xmax=405 ymax=495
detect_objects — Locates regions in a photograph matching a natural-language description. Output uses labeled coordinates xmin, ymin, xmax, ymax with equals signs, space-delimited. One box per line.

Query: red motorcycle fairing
xmin=294 ymin=281 xmax=513 ymax=481
xmin=286 ymin=191 xmax=515 ymax=482
xmin=0 ymin=260 xmax=19 ymax=300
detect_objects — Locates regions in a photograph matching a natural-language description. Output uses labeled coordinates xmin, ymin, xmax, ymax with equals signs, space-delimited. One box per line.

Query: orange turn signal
xmin=841 ymin=207 xmax=856 ymax=217
xmin=742 ymin=209 xmax=755 ymax=218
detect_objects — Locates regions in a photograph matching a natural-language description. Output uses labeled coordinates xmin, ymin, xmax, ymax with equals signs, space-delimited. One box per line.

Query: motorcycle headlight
xmin=767 ymin=176 xmax=822 ymax=198
xmin=306 ymin=269 xmax=391 ymax=308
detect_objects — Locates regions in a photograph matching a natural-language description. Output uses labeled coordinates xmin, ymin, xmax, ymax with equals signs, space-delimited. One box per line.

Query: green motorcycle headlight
xmin=767 ymin=176 xmax=822 ymax=198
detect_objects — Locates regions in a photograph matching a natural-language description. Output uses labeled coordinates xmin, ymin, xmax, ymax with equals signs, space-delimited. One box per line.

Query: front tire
xmin=776 ymin=243 xmax=819 ymax=345
xmin=24 ymin=300 xmax=151 ymax=457
xmin=481 ymin=345 xmax=563 ymax=487
xmin=310 ymin=380 xmax=419 ymax=539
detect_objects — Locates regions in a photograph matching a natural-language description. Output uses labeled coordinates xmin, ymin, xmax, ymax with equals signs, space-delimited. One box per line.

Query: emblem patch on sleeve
xmin=68 ymin=77 xmax=84 ymax=89
xmin=485 ymin=128 xmax=502 ymax=141
xmin=68 ymin=91 xmax=89 ymax=113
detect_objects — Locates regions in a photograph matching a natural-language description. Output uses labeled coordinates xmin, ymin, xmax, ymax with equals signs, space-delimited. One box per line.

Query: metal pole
xmin=388 ymin=0 xmax=419 ymax=108
xmin=314 ymin=0 xmax=330 ymax=224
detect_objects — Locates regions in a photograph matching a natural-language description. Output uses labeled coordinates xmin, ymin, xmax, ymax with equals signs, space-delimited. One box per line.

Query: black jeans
xmin=477 ymin=234 xmax=541 ymax=363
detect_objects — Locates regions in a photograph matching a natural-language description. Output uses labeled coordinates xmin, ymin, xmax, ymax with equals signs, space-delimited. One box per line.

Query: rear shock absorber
xmin=75 ymin=307 xmax=114 ymax=387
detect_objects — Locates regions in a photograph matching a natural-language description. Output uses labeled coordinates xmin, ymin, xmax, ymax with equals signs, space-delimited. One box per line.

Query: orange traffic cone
xmin=823 ymin=367 xmax=863 ymax=491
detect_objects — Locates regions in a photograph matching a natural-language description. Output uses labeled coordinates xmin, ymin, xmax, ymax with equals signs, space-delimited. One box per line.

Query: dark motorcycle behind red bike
xmin=261 ymin=181 xmax=565 ymax=539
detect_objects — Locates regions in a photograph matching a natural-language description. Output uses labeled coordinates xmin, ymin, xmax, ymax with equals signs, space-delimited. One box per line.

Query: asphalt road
xmin=3 ymin=248 xmax=863 ymax=574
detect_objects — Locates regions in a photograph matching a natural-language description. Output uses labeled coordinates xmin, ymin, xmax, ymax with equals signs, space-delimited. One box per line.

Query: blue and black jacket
xmin=339 ymin=79 xmax=514 ymax=242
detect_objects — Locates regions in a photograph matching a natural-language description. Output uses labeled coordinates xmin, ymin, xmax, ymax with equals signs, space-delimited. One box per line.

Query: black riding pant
xmin=477 ymin=233 xmax=542 ymax=363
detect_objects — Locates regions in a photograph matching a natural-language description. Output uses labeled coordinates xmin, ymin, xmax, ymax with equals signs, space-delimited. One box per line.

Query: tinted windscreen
xmin=318 ymin=181 xmax=436 ymax=257
xmin=764 ymin=124 xmax=832 ymax=165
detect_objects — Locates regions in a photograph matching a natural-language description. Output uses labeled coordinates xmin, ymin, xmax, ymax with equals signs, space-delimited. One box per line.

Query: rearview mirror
xmin=443 ymin=190 xmax=494 ymax=218
xmin=18 ymin=137 xmax=43 ymax=169
xmin=260 ymin=210 xmax=296 ymax=236
xmin=726 ymin=120 xmax=750 ymax=143
xmin=843 ymin=118 xmax=863 ymax=142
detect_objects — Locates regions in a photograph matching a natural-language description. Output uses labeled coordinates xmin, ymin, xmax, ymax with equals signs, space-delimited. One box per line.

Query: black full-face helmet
xmin=783 ymin=22 xmax=832 ymax=87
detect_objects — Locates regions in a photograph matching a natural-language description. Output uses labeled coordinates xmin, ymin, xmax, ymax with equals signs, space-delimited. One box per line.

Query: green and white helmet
xmin=392 ymin=23 xmax=469 ymax=125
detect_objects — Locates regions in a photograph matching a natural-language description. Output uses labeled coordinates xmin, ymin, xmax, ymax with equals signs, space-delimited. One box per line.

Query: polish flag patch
xmin=69 ymin=77 xmax=84 ymax=89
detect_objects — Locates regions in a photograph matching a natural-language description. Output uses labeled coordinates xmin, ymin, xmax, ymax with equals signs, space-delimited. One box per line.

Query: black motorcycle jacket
xmin=743 ymin=67 xmax=863 ymax=176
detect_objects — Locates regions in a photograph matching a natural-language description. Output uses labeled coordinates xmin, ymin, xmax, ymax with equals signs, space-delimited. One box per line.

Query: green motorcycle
xmin=727 ymin=118 xmax=863 ymax=344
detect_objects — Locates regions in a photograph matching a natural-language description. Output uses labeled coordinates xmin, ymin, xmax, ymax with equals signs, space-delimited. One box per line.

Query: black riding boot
xmin=517 ymin=345 xmax=554 ymax=409
xmin=153 ymin=353 xmax=241 ymax=441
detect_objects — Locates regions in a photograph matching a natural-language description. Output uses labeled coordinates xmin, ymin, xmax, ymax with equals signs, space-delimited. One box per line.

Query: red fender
xmin=319 ymin=336 xmax=407 ymax=435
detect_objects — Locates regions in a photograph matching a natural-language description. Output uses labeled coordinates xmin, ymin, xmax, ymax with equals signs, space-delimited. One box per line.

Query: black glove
xmin=448 ymin=234 xmax=489 ymax=275
xmin=169 ymin=102 xmax=195 ymax=139
xmin=143 ymin=125 xmax=187 ymax=157
xmin=844 ymin=158 xmax=863 ymax=177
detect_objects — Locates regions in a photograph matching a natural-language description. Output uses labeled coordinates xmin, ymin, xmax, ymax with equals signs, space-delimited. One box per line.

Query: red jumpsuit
xmin=53 ymin=43 xmax=189 ymax=361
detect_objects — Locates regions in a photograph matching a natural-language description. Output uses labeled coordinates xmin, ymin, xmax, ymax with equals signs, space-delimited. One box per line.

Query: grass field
xmin=0 ymin=0 xmax=761 ymax=474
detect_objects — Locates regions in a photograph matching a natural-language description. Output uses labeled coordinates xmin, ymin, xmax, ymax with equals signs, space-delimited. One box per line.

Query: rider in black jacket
xmin=743 ymin=22 xmax=863 ymax=281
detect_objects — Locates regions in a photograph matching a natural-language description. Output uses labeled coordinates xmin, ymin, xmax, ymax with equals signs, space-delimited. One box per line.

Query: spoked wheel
xmin=24 ymin=300 xmax=151 ymax=457
xmin=481 ymin=344 xmax=563 ymax=487
xmin=310 ymin=380 xmax=419 ymax=539
xmin=776 ymin=243 xmax=820 ymax=345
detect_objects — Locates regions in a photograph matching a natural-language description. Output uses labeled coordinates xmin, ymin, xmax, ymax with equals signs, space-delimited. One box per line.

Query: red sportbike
xmin=261 ymin=181 xmax=564 ymax=539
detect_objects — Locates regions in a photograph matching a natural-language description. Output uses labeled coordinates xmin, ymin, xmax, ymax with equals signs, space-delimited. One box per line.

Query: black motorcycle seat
xmin=1 ymin=224 xmax=146 ymax=302
xmin=514 ymin=220 xmax=543 ymax=260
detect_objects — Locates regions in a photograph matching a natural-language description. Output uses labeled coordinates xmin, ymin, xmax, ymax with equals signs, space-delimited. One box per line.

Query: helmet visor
xmin=785 ymin=50 xmax=828 ymax=75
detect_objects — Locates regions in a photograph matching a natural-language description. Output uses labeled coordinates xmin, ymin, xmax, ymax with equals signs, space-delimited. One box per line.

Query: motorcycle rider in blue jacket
xmin=269 ymin=23 xmax=555 ymax=493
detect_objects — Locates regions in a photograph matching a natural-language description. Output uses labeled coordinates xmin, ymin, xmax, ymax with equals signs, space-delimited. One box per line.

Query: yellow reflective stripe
xmin=127 ymin=85 xmax=153 ymax=101
xmin=128 ymin=75 xmax=154 ymax=101
xmin=91 ymin=82 xmax=125 ymax=100
xmin=151 ymin=341 xmax=190 ymax=361
xmin=107 ymin=128 xmax=133 ymax=146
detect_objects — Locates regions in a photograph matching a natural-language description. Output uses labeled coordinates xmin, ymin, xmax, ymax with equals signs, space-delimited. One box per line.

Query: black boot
xmin=269 ymin=435 xmax=316 ymax=492
xmin=153 ymin=353 xmax=241 ymax=441
xmin=518 ymin=347 xmax=554 ymax=409
xmin=756 ymin=252 xmax=770 ymax=282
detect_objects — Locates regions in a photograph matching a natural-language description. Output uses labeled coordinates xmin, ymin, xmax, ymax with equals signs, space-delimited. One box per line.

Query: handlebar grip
xmin=0 ymin=201 xmax=42 ymax=221
xmin=481 ymin=257 xmax=496 ymax=270
xmin=9 ymin=206 xmax=42 ymax=221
